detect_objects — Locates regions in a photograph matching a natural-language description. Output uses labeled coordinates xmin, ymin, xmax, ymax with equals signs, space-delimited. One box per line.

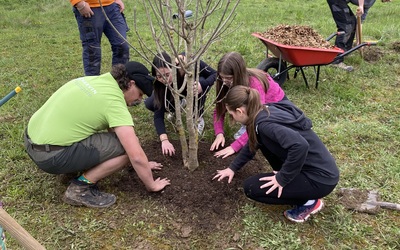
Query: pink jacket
xmin=213 ymin=74 xmax=285 ymax=152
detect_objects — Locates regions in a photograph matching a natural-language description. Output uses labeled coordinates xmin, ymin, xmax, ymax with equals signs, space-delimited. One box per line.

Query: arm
xmin=259 ymin=123 xmax=309 ymax=187
xmin=198 ymin=61 xmax=217 ymax=93
xmin=114 ymin=126 xmax=170 ymax=191
xmin=154 ymin=108 xmax=175 ymax=156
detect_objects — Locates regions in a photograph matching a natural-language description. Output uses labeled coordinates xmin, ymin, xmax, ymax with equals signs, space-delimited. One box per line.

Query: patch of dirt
xmin=362 ymin=46 xmax=384 ymax=62
xmin=115 ymin=139 xmax=270 ymax=238
xmin=391 ymin=41 xmax=400 ymax=53
xmin=256 ymin=25 xmax=334 ymax=49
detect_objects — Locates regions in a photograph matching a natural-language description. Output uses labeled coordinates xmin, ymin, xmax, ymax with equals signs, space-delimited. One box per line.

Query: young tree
xmin=131 ymin=0 xmax=240 ymax=170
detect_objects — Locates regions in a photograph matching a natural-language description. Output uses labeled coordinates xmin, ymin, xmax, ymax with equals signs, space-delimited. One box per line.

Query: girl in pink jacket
xmin=210 ymin=52 xmax=287 ymax=158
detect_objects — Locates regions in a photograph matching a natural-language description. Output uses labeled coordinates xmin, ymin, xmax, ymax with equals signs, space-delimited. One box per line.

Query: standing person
xmin=210 ymin=52 xmax=286 ymax=159
xmin=70 ymin=0 xmax=130 ymax=76
xmin=145 ymin=52 xmax=217 ymax=156
xmin=24 ymin=61 xmax=170 ymax=208
xmin=327 ymin=0 xmax=364 ymax=71
xmin=213 ymin=86 xmax=339 ymax=223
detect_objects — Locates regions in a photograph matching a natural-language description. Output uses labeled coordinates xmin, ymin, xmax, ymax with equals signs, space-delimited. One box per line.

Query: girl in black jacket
xmin=213 ymin=85 xmax=339 ymax=223
xmin=145 ymin=52 xmax=217 ymax=156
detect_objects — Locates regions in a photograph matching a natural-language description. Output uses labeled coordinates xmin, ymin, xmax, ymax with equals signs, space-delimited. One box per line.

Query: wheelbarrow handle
xmin=334 ymin=42 xmax=377 ymax=61
xmin=326 ymin=31 xmax=345 ymax=41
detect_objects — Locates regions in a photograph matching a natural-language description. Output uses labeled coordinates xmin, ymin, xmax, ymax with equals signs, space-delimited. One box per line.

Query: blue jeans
xmin=73 ymin=3 xmax=129 ymax=76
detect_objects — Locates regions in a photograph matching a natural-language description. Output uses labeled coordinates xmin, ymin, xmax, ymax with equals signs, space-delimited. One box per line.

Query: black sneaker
xmin=63 ymin=179 xmax=116 ymax=208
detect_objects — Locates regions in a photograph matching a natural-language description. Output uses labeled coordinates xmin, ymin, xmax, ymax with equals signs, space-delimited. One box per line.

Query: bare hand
xmin=147 ymin=177 xmax=171 ymax=192
xmin=114 ymin=0 xmax=125 ymax=12
xmin=161 ymin=140 xmax=175 ymax=156
xmin=210 ymin=133 xmax=225 ymax=151
xmin=149 ymin=161 xmax=163 ymax=170
xmin=259 ymin=173 xmax=283 ymax=198
xmin=77 ymin=2 xmax=94 ymax=18
xmin=356 ymin=7 xmax=364 ymax=16
xmin=213 ymin=146 xmax=235 ymax=159
xmin=212 ymin=168 xmax=235 ymax=183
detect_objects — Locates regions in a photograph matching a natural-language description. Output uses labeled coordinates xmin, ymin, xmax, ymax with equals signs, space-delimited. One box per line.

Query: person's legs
xmin=103 ymin=3 xmax=129 ymax=66
xmin=243 ymin=172 xmax=336 ymax=221
xmin=25 ymin=131 xmax=127 ymax=207
xmin=73 ymin=7 xmax=105 ymax=75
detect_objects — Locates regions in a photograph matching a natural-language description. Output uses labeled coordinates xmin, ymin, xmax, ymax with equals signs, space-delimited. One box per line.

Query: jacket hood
xmin=256 ymin=100 xmax=312 ymax=131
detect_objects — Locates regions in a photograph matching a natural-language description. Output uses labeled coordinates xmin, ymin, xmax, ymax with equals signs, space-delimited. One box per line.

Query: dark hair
xmin=151 ymin=52 xmax=185 ymax=110
xmin=225 ymin=85 xmax=268 ymax=152
xmin=111 ymin=64 xmax=130 ymax=91
xmin=215 ymin=52 xmax=269 ymax=121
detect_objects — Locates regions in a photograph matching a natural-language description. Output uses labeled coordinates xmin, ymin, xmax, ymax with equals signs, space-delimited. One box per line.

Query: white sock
xmin=303 ymin=200 xmax=315 ymax=206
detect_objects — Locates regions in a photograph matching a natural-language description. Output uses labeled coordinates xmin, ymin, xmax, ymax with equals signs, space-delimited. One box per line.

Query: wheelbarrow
xmin=252 ymin=32 xmax=377 ymax=88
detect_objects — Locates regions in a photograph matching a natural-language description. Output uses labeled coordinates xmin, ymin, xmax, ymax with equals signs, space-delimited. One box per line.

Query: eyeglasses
xmin=217 ymin=75 xmax=233 ymax=86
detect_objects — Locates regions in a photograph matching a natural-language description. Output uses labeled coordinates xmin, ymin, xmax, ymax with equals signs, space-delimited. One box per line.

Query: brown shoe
xmin=63 ymin=179 xmax=116 ymax=208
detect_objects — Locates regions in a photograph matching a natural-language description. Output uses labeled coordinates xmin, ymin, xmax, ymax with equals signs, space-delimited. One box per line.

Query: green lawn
xmin=1 ymin=0 xmax=399 ymax=249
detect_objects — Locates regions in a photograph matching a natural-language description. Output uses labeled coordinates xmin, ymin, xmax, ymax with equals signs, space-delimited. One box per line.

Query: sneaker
xmin=284 ymin=199 xmax=324 ymax=223
xmin=197 ymin=117 xmax=205 ymax=135
xmin=166 ymin=112 xmax=175 ymax=121
xmin=331 ymin=62 xmax=354 ymax=72
xmin=234 ymin=125 xmax=246 ymax=140
xmin=180 ymin=99 xmax=187 ymax=109
xmin=63 ymin=179 xmax=116 ymax=208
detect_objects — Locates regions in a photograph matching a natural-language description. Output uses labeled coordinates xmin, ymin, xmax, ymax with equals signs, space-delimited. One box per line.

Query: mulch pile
xmin=256 ymin=24 xmax=335 ymax=49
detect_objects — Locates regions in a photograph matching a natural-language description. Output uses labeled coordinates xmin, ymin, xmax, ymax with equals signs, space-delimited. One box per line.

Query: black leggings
xmin=243 ymin=172 xmax=337 ymax=206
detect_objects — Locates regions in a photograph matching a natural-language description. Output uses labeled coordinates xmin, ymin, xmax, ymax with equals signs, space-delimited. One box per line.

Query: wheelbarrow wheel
xmin=257 ymin=58 xmax=287 ymax=86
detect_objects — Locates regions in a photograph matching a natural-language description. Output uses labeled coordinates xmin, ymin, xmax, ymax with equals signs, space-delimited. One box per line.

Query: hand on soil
xmin=213 ymin=146 xmax=235 ymax=159
xmin=161 ymin=140 xmax=176 ymax=156
xmin=149 ymin=161 xmax=163 ymax=170
xmin=212 ymin=168 xmax=235 ymax=183
xmin=149 ymin=177 xmax=171 ymax=192
xmin=210 ymin=134 xmax=225 ymax=151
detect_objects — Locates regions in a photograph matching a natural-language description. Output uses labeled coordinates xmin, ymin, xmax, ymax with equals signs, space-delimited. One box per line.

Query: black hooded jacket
xmin=229 ymin=100 xmax=339 ymax=187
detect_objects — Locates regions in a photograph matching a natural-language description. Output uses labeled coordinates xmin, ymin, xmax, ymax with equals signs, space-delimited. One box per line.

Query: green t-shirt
xmin=28 ymin=73 xmax=134 ymax=146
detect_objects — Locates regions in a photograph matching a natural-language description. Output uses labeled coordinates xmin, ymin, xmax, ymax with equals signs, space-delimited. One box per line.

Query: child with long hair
xmin=145 ymin=52 xmax=217 ymax=156
xmin=213 ymin=85 xmax=339 ymax=222
xmin=210 ymin=52 xmax=286 ymax=158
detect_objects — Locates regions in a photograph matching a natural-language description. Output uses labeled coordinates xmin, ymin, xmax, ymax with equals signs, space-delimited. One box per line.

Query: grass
xmin=1 ymin=0 xmax=400 ymax=249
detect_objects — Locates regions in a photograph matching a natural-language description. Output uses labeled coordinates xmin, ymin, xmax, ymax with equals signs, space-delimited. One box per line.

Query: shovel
xmin=338 ymin=188 xmax=400 ymax=214
xmin=355 ymin=13 xmax=363 ymax=58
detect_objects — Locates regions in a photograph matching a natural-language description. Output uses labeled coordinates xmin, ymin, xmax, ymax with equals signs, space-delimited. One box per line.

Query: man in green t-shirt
xmin=24 ymin=61 xmax=170 ymax=208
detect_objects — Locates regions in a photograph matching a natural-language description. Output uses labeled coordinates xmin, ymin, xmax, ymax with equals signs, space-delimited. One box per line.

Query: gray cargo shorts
xmin=24 ymin=131 xmax=125 ymax=174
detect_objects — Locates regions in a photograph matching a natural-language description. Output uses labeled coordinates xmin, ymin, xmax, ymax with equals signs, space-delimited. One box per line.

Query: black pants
xmin=243 ymin=172 xmax=337 ymax=206
xmin=327 ymin=0 xmax=356 ymax=62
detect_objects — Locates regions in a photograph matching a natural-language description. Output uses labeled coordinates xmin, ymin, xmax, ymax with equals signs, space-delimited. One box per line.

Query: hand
xmin=114 ymin=0 xmax=125 ymax=12
xmin=356 ymin=7 xmax=364 ymax=16
xmin=210 ymin=133 xmax=225 ymax=151
xmin=161 ymin=140 xmax=175 ymax=156
xmin=147 ymin=177 xmax=171 ymax=192
xmin=213 ymin=146 xmax=235 ymax=159
xmin=149 ymin=161 xmax=163 ymax=170
xmin=212 ymin=168 xmax=235 ymax=183
xmin=259 ymin=173 xmax=283 ymax=198
xmin=77 ymin=2 xmax=94 ymax=18
xmin=196 ymin=82 xmax=203 ymax=94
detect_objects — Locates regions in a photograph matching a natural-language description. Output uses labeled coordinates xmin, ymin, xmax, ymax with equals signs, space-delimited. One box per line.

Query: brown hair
xmin=111 ymin=64 xmax=130 ymax=91
xmin=225 ymin=85 xmax=268 ymax=152
xmin=215 ymin=52 xmax=269 ymax=121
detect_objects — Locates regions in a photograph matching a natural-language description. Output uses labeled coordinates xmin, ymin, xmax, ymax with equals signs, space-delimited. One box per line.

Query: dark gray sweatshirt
xmin=229 ymin=100 xmax=339 ymax=187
